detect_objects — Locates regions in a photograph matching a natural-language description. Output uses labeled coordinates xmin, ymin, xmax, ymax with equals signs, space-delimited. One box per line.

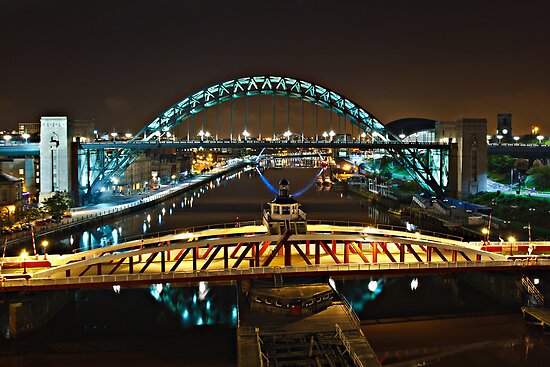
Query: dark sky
xmin=1 ymin=0 xmax=549 ymax=135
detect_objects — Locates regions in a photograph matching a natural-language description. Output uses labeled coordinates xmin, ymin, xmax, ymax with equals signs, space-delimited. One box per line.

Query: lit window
xmin=18 ymin=168 xmax=24 ymax=175
xmin=36 ymin=178 xmax=40 ymax=184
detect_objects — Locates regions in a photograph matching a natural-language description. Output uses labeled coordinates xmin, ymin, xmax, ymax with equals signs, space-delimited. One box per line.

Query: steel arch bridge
xmin=83 ymin=76 xmax=447 ymax=200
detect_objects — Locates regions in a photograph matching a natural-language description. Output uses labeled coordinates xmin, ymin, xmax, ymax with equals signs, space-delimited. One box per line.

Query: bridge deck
xmin=522 ymin=307 xmax=550 ymax=332
xmin=1 ymin=223 xmax=547 ymax=291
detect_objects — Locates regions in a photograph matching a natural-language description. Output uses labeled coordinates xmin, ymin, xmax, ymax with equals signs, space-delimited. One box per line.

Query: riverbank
xmin=2 ymin=160 xmax=249 ymax=247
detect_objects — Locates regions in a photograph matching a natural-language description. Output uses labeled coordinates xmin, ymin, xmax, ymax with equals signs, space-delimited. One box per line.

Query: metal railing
xmin=335 ymin=324 xmax=365 ymax=367
xmin=4 ymin=259 xmax=549 ymax=289
xmin=521 ymin=276 xmax=545 ymax=306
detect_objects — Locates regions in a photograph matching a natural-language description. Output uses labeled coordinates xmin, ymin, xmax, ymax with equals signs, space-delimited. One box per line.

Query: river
xmin=1 ymin=165 xmax=549 ymax=366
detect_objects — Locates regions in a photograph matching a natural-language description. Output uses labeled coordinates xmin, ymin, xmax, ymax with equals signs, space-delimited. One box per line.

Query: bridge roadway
xmin=2 ymin=221 xmax=549 ymax=292
xmin=81 ymin=139 xmax=450 ymax=150
xmin=488 ymin=143 xmax=550 ymax=158
xmin=1 ymin=141 xmax=548 ymax=159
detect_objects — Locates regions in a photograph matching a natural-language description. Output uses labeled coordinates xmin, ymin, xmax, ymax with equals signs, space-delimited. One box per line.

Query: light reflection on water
xmin=149 ymin=282 xmax=237 ymax=328
xmin=32 ymin=165 xmax=398 ymax=256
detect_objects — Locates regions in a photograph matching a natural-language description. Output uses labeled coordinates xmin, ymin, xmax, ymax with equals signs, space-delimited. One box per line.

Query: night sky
xmin=1 ymin=0 xmax=549 ymax=134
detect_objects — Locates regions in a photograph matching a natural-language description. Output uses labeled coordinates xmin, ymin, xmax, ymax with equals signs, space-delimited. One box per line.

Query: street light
xmin=360 ymin=132 xmax=367 ymax=142
xmin=536 ymin=135 xmax=544 ymax=144
xmin=283 ymin=130 xmax=292 ymax=139
xmin=3 ymin=135 xmax=12 ymax=144
xmin=329 ymin=130 xmax=335 ymax=140
xmin=111 ymin=132 xmax=118 ymax=142
xmin=42 ymin=240 xmax=48 ymax=260
xmin=496 ymin=134 xmax=503 ymax=144
xmin=198 ymin=130 xmax=205 ymax=140
xmin=21 ymin=250 xmax=28 ymax=274
xmin=204 ymin=131 xmax=211 ymax=140
xmin=513 ymin=136 xmax=520 ymax=143
xmin=125 ymin=133 xmax=133 ymax=139
xmin=242 ymin=129 xmax=250 ymax=140
xmin=22 ymin=133 xmax=30 ymax=143
xmin=322 ymin=131 xmax=328 ymax=141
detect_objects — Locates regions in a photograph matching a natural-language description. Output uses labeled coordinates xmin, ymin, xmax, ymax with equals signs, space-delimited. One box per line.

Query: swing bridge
xmin=2 ymin=220 xmax=549 ymax=292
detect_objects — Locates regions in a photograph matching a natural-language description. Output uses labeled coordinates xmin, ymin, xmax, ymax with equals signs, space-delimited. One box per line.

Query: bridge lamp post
xmin=536 ymin=135 xmax=544 ymax=144
xmin=242 ymin=129 xmax=250 ymax=140
xmin=3 ymin=134 xmax=12 ymax=145
xmin=111 ymin=132 xmax=118 ymax=142
xmin=360 ymin=132 xmax=367 ymax=142
xmin=513 ymin=136 xmax=520 ymax=144
xmin=496 ymin=134 xmax=503 ymax=144
xmin=198 ymin=130 xmax=205 ymax=141
xmin=125 ymin=133 xmax=133 ymax=139
xmin=21 ymin=250 xmax=27 ymax=274
xmin=41 ymin=240 xmax=48 ymax=260
xmin=283 ymin=130 xmax=292 ymax=140
xmin=22 ymin=133 xmax=30 ymax=143
xmin=481 ymin=227 xmax=489 ymax=245
xmin=329 ymin=130 xmax=335 ymax=141
xmin=204 ymin=131 xmax=211 ymax=140
xmin=507 ymin=236 xmax=516 ymax=256
xmin=399 ymin=132 xmax=406 ymax=140
xmin=93 ymin=130 xmax=98 ymax=140
xmin=322 ymin=131 xmax=328 ymax=141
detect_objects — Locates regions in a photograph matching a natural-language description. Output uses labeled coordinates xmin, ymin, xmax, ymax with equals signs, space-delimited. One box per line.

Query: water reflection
xmin=149 ymin=283 xmax=237 ymax=327
xmin=26 ymin=164 xmax=400 ymax=256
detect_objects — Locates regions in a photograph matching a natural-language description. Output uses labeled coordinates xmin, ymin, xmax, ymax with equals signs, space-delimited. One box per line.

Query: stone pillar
xmin=436 ymin=118 xmax=487 ymax=198
xmin=39 ymin=116 xmax=71 ymax=202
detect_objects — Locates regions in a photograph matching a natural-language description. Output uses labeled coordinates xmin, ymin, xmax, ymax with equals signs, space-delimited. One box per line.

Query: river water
xmin=1 ymin=166 xmax=549 ymax=366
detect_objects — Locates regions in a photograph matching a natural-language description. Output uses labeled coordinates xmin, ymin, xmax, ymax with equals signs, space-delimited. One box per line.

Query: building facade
xmin=0 ymin=172 xmax=23 ymax=221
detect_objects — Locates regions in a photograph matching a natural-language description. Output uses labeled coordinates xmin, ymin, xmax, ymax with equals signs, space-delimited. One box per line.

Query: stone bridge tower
xmin=39 ymin=116 xmax=78 ymax=203
xmin=436 ymin=118 xmax=488 ymax=198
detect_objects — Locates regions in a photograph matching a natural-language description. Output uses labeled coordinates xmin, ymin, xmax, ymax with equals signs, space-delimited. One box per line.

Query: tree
xmin=0 ymin=210 xmax=12 ymax=230
xmin=42 ymin=191 xmax=73 ymax=219
xmin=514 ymin=158 xmax=529 ymax=173
xmin=18 ymin=206 xmax=46 ymax=225
xmin=528 ymin=166 xmax=550 ymax=191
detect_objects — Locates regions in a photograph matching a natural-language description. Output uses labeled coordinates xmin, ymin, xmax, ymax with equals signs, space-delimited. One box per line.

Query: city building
xmin=0 ymin=171 xmax=23 ymax=221
xmin=0 ymin=157 xmax=38 ymax=202
xmin=18 ymin=122 xmax=41 ymax=135
xmin=496 ymin=113 xmax=512 ymax=141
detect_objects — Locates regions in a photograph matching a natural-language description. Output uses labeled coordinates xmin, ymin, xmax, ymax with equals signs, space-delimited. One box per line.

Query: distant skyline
xmin=1 ymin=0 xmax=549 ymax=135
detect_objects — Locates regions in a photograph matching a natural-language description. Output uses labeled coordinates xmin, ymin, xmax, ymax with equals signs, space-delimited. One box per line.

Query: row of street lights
xmin=489 ymin=134 xmax=546 ymax=144
xmin=3 ymin=133 xmax=31 ymax=144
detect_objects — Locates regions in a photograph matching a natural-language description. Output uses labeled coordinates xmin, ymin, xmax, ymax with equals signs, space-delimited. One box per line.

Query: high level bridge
xmin=2 ymin=221 xmax=548 ymax=292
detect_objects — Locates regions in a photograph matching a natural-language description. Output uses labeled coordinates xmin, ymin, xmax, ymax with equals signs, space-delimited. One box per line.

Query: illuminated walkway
xmin=1 ymin=222 xmax=549 ymax=291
